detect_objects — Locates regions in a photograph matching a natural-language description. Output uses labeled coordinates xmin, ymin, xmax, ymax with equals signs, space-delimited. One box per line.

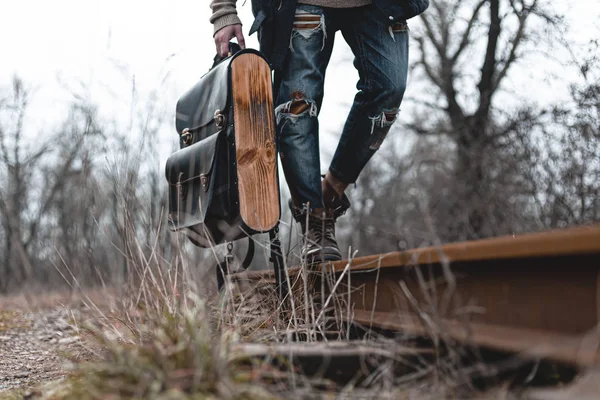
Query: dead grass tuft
xmin=0 ymin=310 xmax=30 ymax=332
xmin=54 ymin=297 xmax=281 ymax=399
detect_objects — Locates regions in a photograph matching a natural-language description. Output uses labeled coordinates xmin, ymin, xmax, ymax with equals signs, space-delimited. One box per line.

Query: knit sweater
xmin=210 ymin=0 xmax=372 ymax=34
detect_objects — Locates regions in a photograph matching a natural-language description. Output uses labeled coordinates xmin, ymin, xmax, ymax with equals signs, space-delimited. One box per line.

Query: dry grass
xmin=5 ymin=227 xmax=332 ymax=398
xmin=0 ymin=310 xmax=30 ymax=332
xmin=8 ymin=229 xmax=428 ymax=400
xmin=54 ymin=301 xmax=281 ymax=399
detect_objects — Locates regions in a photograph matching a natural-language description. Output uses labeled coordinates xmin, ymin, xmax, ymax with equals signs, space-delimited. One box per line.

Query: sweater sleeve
xmin=210 ymin=0 xmax=242 ymax=35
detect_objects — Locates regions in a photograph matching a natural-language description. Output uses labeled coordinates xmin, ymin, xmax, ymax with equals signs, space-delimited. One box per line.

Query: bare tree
xmin=407 ymin=0 xmax=562 ymax=238
xmin=529 ymin=40 xmax=600 ymax=227
xmin=46 ymin=103 xmax=107 ymax=287
xmin=0 ymin=77 xmax=51 ymax=290
xmin=0 ymin=77 xmax=111 ymax=292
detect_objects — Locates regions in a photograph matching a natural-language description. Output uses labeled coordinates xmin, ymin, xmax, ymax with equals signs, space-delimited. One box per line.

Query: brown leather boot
xmin=289 ymin=201 xmax=342 ymax=263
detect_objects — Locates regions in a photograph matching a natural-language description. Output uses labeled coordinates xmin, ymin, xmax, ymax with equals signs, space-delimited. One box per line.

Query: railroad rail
xmin=233 ymin=225 xmax=600 ymax=367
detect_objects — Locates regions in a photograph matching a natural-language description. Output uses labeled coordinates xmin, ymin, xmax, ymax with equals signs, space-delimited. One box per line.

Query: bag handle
xmin=211 ymin=42 xmax=242 ymax=70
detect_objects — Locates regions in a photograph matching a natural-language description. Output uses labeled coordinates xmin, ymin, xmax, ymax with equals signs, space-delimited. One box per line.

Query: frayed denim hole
xmin=368 ymin=109 xmax=399 ymax=150
xmin=275 ymin=99 xmax=319 ymax=129
xmin=289 ymin=12 xmax=327 ymax=52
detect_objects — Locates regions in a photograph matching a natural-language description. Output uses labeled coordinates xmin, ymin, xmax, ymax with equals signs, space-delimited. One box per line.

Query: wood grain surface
xmin=330 ymin=224 xmax=600 ymax=272
xmin=352 ymin=310 xmax=600 ymax=367
xmin=231 ymin=54 xmax=280 ymax=231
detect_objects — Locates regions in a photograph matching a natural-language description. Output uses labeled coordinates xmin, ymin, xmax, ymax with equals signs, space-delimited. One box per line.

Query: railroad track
xmin=232 ymin=225 xmax=600 ymax=368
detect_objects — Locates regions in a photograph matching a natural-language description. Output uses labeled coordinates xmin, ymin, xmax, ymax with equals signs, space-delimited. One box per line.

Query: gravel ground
xmin=0 ymin=306 xmax=89 ymax=395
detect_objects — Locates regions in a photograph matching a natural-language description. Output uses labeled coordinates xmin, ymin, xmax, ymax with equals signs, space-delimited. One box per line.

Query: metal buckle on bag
xmin=181 ymin=128 xmax=193 ymax=146
xmin=214 ymin=109 xmax=225 ymax=131
xmin=200 ymin=174 xmax=209 ymax=192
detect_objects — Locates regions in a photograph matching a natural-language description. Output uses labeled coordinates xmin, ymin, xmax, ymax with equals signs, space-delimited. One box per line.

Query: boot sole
xmin=304 ymin=247 xmax=343 ymax=264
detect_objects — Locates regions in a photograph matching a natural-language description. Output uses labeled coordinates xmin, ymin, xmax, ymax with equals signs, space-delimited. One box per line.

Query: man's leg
xmin=275 ymin=4 xmax=341 ymax=261
xmin=326 ymin=6 xmax=409 ymax=197
xmin=276 ymin=4 xmax=334 ymax=210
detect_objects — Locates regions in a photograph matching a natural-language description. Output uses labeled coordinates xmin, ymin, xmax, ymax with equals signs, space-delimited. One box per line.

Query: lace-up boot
xmin=290 ymin=202 xmax=342 ymax=263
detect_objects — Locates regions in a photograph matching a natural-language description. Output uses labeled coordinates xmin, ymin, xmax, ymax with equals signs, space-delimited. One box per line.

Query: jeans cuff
xmin=328 ymin=167 xmax=354 ymax=185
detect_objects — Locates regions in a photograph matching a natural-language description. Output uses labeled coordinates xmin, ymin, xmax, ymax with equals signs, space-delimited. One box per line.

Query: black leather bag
xmin=165 ymin=49 xmax=280 ymax=248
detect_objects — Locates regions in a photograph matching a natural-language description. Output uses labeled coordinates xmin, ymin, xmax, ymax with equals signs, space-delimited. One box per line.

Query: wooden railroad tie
xmin=232 ymin=225 xmax=600 ymax=367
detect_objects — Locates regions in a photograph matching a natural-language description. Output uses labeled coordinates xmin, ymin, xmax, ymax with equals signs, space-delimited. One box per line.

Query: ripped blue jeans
xmin=275 ymin=3 xmax=409 ymax=210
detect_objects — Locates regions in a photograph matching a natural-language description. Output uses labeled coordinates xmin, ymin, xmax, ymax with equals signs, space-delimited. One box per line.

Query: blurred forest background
xmin=0 ymin=0 xmax=598 ymax=294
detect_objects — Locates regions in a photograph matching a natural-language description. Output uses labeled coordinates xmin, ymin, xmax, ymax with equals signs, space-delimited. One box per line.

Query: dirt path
xmin=0 ymin=305 xmax=87 ymax=394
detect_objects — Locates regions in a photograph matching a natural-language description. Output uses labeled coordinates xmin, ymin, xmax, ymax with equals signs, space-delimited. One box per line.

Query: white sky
xmin=1 ymin=0 xmax=599 ymax=169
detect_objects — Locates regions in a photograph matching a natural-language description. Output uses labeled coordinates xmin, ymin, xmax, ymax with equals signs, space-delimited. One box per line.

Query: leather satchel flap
xmin=165 ymin=131 xmax=220 ymax=185
xmin=175 ymin=58 xmax=232 ymax=135
xmin=165 ymin=131 xmax=225 ymax=228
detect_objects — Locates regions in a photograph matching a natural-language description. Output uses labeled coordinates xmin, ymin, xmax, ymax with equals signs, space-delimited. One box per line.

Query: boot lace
xmin=307 ymin=213 xmax=335 ymax=245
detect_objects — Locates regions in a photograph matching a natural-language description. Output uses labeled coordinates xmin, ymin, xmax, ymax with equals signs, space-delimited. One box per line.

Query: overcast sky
xmin=1 ymin=0 xmax=599 ymax=169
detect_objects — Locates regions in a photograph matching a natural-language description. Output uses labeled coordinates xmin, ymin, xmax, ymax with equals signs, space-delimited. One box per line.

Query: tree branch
xmin=452 ymin=0 xmax=488 ymax=63
xmin=492 ymin=0 xmax=535 ymax=93
xmin=477 ymin=0 xmax=501 ymax=119
xmin=405 ymin=123 xmax=453 ymax=136
xmin=421 ymin=12 xmax=446 ymax=60
xmin=416 ymin=16 xmax=466 ymax=127
xmin=416 ymin=36 xmax=445 ymax=89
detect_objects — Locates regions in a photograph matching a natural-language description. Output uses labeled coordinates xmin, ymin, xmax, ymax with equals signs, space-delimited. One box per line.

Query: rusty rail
xmin=234 ymin=225 xmax=600 ymax=367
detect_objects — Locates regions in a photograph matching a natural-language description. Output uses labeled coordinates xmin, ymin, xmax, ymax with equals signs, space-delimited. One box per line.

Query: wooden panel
xmin=344 ymin=255 xmax=600 ymax=335
xmin=231 ymin=54 xmax=280 ymax=231
xmin=331 ymin=225 xmax=600 ymax=272
xmin=352 ymin=310 xmax=600 ymax=367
